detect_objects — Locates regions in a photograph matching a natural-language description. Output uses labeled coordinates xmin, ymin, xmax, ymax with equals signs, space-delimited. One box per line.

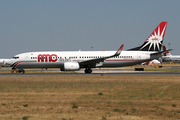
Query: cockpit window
xmin=12 ymin=57 xmax=19 ymax=59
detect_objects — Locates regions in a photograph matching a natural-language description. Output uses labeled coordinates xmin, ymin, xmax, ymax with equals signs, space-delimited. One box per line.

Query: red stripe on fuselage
xmin=13 ymin=61 xmax=36 ymax=68
xmin=72 ymin=60 xmax=145 ymax=62
xmin=105 ymin=60 xmax=144 ymax=62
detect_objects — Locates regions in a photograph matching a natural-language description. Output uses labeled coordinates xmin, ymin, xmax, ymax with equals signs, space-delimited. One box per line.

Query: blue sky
xmin=0 ymin=0 xmax=180 ymax=58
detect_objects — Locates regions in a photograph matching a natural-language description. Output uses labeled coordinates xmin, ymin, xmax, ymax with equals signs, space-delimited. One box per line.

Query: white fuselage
xmin=0 ymin=50 xmax=158 ymax=70
xmin=0 ymin=21 xmax=168 ymax=74
xmin=162 ymin=55 xmax=180 ymax=63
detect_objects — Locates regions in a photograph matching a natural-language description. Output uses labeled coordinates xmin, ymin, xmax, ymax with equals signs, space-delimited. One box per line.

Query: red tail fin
xmin=128 ymin=21 xmax=168 ymax=51
xmin=146 ymin=21 xmax=167 ymax=42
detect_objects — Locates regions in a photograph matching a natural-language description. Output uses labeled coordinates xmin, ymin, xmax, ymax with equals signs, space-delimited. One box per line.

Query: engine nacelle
xmin=61 ymin=62 xmax=80 ymax=71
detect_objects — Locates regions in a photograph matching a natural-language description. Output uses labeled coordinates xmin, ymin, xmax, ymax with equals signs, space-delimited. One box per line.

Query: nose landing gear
xmin=11 ymin=69 xmax=25 ymax=74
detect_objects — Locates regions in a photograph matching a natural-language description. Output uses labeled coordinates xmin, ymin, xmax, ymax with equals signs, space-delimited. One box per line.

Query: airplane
xmin=141 ymin=59 xmax=161 ymax=65
xmin=0 ymin=21 xmax=170 ymax=74
xmin=162 ymin=45 xmax=180 ymax=63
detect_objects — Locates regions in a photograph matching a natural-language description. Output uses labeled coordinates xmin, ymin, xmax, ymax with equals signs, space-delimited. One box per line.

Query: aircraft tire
xmin=84 ymin=68 xmax=92 ymax=74
xmin=21 ymin=70 xmax=25 ymax=74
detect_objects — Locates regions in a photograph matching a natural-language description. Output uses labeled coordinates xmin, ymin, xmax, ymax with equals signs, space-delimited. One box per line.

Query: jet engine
xmin=61 ymin=62 xmax=80 ymax=71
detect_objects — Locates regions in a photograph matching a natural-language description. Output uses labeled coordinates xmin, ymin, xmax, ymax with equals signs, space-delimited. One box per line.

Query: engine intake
xmin=61 ymin=62 xmax=80 ymax=71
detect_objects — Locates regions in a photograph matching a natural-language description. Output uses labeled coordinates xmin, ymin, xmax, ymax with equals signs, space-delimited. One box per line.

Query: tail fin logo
xmin=140 ymin=21 xmax=167 ymax=51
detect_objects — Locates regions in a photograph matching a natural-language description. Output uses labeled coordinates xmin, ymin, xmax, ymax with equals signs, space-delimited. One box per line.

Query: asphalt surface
xmin=0 ymin=67 xmax=180 ymax=77
xmin=0 ymin=72 xmax=179 ymax=77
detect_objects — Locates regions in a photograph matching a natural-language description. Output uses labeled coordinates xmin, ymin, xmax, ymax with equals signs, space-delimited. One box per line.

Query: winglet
xmin=114 ymin=44 xmax=124 ymax=56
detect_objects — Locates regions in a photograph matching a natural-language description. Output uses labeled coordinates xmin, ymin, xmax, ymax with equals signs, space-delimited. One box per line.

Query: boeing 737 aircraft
xmin=0 ymin=21 xmax=170 ymax=73
xmin=162 ymin=45 xmax=180 ymax=63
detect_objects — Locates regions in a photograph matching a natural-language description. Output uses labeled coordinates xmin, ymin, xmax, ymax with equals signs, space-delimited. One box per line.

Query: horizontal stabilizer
xmin=150 ymin=49 xmax=173 ymax=56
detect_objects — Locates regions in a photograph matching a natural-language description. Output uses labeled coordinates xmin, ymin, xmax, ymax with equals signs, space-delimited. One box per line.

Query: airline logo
xmin=38 ymin=54 xmax=58 ymax=62
xmin=140 ymin=21 xmax=167 ymax=51
xmin=151 ymin=37 xmax=159 ymax=41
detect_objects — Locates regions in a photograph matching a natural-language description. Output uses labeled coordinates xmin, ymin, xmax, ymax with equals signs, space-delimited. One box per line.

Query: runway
xmin=0 ymin=68 xmax=180 ymax=77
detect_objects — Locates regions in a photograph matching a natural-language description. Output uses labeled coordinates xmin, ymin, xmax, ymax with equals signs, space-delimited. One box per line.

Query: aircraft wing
xmin=79 ymin=44 xmax=124 ymax=67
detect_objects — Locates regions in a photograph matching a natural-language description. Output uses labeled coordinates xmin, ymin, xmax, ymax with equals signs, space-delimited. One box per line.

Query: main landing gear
xmin=84 ymin=68 xmax=92 ymax=74
xmin=11 ymin=68 xmax=25 ymax=74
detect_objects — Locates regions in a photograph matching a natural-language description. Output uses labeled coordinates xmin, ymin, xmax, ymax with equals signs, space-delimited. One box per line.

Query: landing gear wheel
xmin=21 ymin=70 xmax=25 ymax=74
xmin=11 ymin=69 xmax=25 ymax=74
xmin=84 ymin=68 xmax=92 ymax=74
